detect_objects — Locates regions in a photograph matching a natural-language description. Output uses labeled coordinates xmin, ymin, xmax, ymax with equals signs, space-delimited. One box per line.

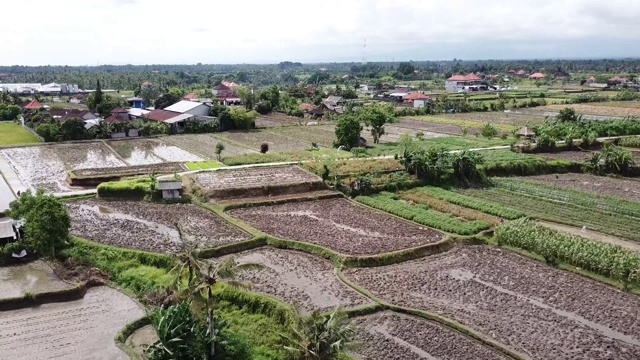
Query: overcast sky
xmin=2 ymin=0 xmax=639 ymax=66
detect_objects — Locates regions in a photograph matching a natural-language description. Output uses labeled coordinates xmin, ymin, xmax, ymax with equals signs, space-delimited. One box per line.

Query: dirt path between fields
xmin=539 ymin=221 xmax=640 ymax=252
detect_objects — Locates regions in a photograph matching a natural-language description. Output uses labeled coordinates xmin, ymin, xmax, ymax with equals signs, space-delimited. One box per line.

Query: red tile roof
xmin=104 ymin=115 xmax=129 ymax=124
xmin=142 ymin=81 xmax=153 ymax=86
xmin=23 ymin=99 xmax=43 ymax=110
xmin=517 ymin=70 xmax=527 ymax=75
xmin=529 ymin=72 xmax=546 ymax=79
xmin=404 ymin=92 xmax=430 ymax=101
xmin=447 ymin=73 xmax=481 ymax=81
xmin=110 ymin=107 xmax=128 ymax=114
xmin=144 ymin=109 xmax=181 ymax=122
xmin=609 ymin=76 xmax=629 ymax=82
xmin=222 ymin=80 xmax=240 ymax=88
xmin=183 ymin=92 xmax=199 ymax=100
xmin=299 ymin=103 xmax=314 ymax=111
xmin=213 ymin=83 xmax=231 ymax=91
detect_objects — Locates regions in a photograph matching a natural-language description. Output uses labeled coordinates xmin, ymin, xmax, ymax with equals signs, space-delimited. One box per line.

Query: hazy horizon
xmin=2 ymin=0 xmax=639 ymax=66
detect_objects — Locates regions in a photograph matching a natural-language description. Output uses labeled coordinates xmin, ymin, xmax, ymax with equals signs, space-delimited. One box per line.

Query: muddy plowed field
xmin=68 ymin=200 xmax=249 ymax=253
xmin=0 ymin=286 xmax=144 ymax=360
xmin=228 ymin=198 xmax=444 ymax=255
xmin=212 ymin=248 xmax=373 ymax=313
xmin=345 ymin=245 xmax=640 ymax=360
xmin=162 ymin=134 xmax=255 ymax=158
xmin=352 ymin=312 xmax=510 ymax=360
xmin=107 ymin=139 xmax=202 ymax=165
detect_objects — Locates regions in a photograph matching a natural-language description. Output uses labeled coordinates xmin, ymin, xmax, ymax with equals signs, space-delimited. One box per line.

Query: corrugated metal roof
xmin=0 ymin=220 xmax=15 ymax=239
xmin=158 ymin=181 xmax=182 ymax=190
xmin=165 ymin=101 xmax=207 ymax=114
xmin=165 ymin=113 xmax=195 ymax=124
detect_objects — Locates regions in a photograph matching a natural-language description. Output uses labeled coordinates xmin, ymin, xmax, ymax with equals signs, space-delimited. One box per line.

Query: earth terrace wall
xmin=0 ymin=282 xmax=88 ymax=311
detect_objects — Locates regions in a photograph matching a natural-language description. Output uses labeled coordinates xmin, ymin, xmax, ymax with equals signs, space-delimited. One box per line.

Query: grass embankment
xmin=495 ymin=219 xmax=640 ymax=289
xmin=97 ymin=178 xmax=153 ymax=199
xmin=222 ymin=148 xmax=353 ymax=166
xmin=356 ymin=192 xmax=491 ymax=235
xmin=60 ymin=237 xmax=291 ymax=359
xmin=0 ymin=122 xmax=40 ymax=146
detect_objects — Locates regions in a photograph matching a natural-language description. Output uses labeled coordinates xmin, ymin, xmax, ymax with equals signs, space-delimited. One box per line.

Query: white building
xmin=445 ymin=73 xmax=483 ymax=92
xmin=164 ymin=100 xmax=210 ymax=116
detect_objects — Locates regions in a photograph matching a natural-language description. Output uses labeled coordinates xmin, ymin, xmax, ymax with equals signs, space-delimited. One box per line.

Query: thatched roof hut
xmin=516 ymin=126 xmax=535 ymax=138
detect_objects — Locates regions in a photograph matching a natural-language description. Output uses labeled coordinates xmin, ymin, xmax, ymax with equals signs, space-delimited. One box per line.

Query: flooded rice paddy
xmin=0 ymin=260 xmax=73 ymax=300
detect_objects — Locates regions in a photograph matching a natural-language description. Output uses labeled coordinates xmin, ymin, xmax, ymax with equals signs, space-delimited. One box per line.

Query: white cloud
xmin=1 ymin=0 xmax=639 ymax=65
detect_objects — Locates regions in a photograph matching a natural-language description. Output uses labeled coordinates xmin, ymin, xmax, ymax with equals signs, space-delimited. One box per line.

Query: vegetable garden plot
xmin=537 ymin=103 xmax=640 ymax=117
xmin=345 ymin=245 xmax=640 ymax=360
xmin=352 ymin=312 xmax=509 ymax=360
xmin=461 ymin=187 xmax=640 ymax=241
xmin=255 ymin=113 xmax=304 ymax=128
xmin=267 ymin=125 xmax=337 ymax=148
xmin=521 ymin=173 xmax=640 ymax=202
xmin=228 ymin=198 xmax=444 ymax=256
xmin=211 ymin=248 xmax=373 ymax=314
xmin=67 ymin=199 xmax=250 ymax=253
xmin=162 ymin=134 xmax=255 ymax=158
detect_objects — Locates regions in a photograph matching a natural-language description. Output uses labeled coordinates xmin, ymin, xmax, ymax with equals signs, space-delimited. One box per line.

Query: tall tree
xmin=359 ymin=103 xmax=395 ymax=144
xmin=94 ymin=79 xmax=103 ymax=109
xmin=333 ymin=114 xmax=362 ymax=150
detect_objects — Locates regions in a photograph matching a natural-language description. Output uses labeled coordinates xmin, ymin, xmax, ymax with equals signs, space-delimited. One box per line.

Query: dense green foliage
xmin=587 ymin=145 xmax=635 ymax=176
xmin=617 ymin=136 xmax=640 ymax=148
xmin=334 ymin=114 xmax=363 ymax=150
xmin=0 ymin=104 xmax=22 ymax=120
xmin=495 ymin=219 xmax=640 ymax=286
xmin=357 ymin=192 xmax=491 ymax=235
xmin=358 ymin=103 xmax=395 ymax=144
xmin=414 ymin=186 xmax=524 ymax=219
xmin=97 ymin=178 xmax=154 ymax=199
xmin=8 ymin=190 xmax=70 ymax=258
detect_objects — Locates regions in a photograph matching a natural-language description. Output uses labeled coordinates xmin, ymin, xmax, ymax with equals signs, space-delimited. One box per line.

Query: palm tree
xmin=280 ymin=308 xmax=360 ymax=360
xmin=168 ymin=233 xmax=262 ymax=359
xmin=451 ymin=150 xmax=484 ymax=187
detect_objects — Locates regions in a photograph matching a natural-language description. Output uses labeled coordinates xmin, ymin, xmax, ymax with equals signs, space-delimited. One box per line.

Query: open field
xmin=228 ymin=198 xmax=444 ymax=256
xmin=212 ymin=248 xmax=373 ymax=314
xmin=518 ymin=173 xmax=640 ymax=202
xmin=161 ymin=133 xmax=256 ymax=158
xmin=194 ymin=166 xmax=323 ymax=200
xmin=0 ymin=122 xmax=40 ymax=146
xmin=67 ymin=199 xmax=250 ymax=253
xmin=107 ymin=138 xmax=202 ymax=165
xmin=534 ymin=149 xmax=593 ymax=162
xmin=461 ymin=186 xmax=640 ymax=241
xmin=445 ymin=112 xmax=547 ymax=126
xmin=267 ymin=124 xmax=337 ymax=148
xmin=536 ymin=103 xmax=640 ymax=117
xmin=0 ymin=261 xmax=73 ymax=300
xmin=396 ymin=117 xmax=476 ymax=136
xmin=345 ymin=245 xmax=640 ymax=360
xmin=212 ymin=130 xmax=310 ymax=153
xmin=352 ymin=312 xmax=509 ymax=360
xmin=371 ymin=124 xmax=449 ymax=143
xmin=51 ymin=143 xmax=126 ymax=170
xmin=0 ymin=286 xmax=144 ymax=360
xmin=405 ymin=115 xmax=518 ymax=133
xmin=255 ymin=112 xmax=305 ymax=128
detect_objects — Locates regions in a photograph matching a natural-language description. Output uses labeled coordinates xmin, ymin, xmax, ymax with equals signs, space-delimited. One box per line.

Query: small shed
xmin=158 ymin=180 xmax=183 ymax=199
xmin=516 ymin=126 xmax=536 ymax=138
xmin=0 ymin=219 xmax=18 ymax=246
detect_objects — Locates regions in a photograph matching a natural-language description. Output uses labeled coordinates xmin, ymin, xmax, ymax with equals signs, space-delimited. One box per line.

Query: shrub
xmin=260 ymin=143 xmax=269 ymax=153
xmin=97 ymin=178 xmax=154 ymax=199
xmin=480 ymin=123 xmax=498 ymax=139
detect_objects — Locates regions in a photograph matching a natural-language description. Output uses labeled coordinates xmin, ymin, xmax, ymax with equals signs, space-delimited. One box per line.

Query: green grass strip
xmin=356 ymin=193 xmax=491 ymax=235
xmin=206 ymin=161 xmax=223 ymax=168
xmin=196 ymin=161 xmax=211 ymax=169
xmin=417 ymin=186 xmax=525 ymax=220
xmin=185 ymin=162 xmax=200 ymax=170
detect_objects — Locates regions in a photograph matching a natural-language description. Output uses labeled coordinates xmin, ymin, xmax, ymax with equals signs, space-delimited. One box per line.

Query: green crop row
xmin=495 ymin=218 xmax=640 ymax=286
xmin=491 ymin=177 xmax=640 ymax=218
xmin=617 ymin=136 xmax=640 ymax=148
xmin=415 ymin=186 xmax=524 ymax=220
xmin=356 ymin=193 xmax=491 ymax=235
xmin=461 ymin=188 xmax=640 ymax=241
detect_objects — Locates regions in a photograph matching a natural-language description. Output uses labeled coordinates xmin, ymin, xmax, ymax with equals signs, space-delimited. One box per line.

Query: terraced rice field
xmin=212 ymin=248 xmax=373 ymax=314
xmin=267 ymin=125 xmax=337 ymax=148
xmin=0 ymin=143 xmax=126 ymax=192
xmin=445 ymin=112 xmax=547 ymax=126
xmin=0 ymin=261 xmax=73 ymax=300
xmin=212 ymin=130 xmax=310 ymax=153
xmin=107 ymin=138 xmax=202 ymax=165
xmin=0 ymin=286 xmax=145 ymax=360
xmin=517 ymin=173 xmax=640 ymax=202
xmin=228 ymin=198 xmax=444 ymax=256
xmin=67 ymin=199 xmax=250 ymax=253
xmin=352 ymin=312 xmax=510 ymax=360
xmin=162 ymin=134 xmax=255 ymax=158
xmin=398 ymin=117 xmax=477 ymax=136
xmin=537 ymin=103 xmax=640 ymax=117
xmin=255 ymin=113 xmax=305 ymax=128
xmin=345 ymin=245 xmax=640 ymax=360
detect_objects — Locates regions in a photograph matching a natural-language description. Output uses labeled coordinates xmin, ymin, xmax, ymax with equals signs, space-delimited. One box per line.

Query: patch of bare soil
xmin=72 ymin=162 xmax=185 ymax=177
xmin=67 ymin=199 xmax=250 ymax=253
xmin=524 ymin=173 xmax=640 ymax=201
xmin=345 ymin=245 xmax=640 ymax=360
xmin=539 ymin=104 xmax=640 ymax=117
xmin=51 ymin=258 xmax=110 ymax=286
xmin=352 ymin=312 xmax=509 ymax=360
xmin=195 ymin=166 xmax=325 ymax=200
xmin=126 ymin=325 xmax=158 ymax=359
xmin=228 ymin=198 xmax=444 ymax=256
xmin=212 ymin=247 xmax=373 ymax=314
xmin=0 ymin=260 xmax=74 ymax=300
xmin=538 ymin=221 xmax=640 ymax=252
xmin=217 ymin=189 xmax=341 ymax=207
xmin=0 ymin=286 xmax=145 ymax=360
xmin=400 ymin=117 xmax=478 ymax=135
